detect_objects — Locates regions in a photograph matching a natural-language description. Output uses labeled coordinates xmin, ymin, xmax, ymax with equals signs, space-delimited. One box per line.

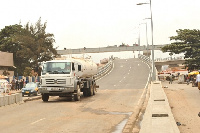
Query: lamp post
xmin=137 ymin=0 xmax=156 ymax=81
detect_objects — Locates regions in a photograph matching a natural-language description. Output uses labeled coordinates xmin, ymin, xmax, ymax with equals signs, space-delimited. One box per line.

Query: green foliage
xmin=0 ymin=18 xmax=58 ymax=76
xmin=161 ymin=29 xmax=200 ymax=70
xmin=23 ymin=67 xmax=32 ymax=77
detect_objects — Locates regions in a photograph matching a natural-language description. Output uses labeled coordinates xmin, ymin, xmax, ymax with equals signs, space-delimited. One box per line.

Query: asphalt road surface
xmin=0 ymin=58 xmax=150 ymax=133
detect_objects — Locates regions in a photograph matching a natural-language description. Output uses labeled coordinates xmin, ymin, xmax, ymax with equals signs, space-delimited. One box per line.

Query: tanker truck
xmin=38 ymin=57 xmax=98 ymax=102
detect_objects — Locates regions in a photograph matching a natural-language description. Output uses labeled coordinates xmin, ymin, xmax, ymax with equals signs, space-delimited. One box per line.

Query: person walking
xmin=186 ymin=75 xmax=190 ymax=85
xmin=169 ymin=73 xmax=173 ymax=84
xmin=196 ymin=70 xmax=200 ymax=91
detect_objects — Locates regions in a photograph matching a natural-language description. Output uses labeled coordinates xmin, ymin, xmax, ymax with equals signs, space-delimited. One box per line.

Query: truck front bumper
xmin=39 ymin=87 xmax=74 ymax=95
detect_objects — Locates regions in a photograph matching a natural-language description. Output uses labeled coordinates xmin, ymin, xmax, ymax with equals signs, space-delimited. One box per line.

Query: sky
xmin=1 ymin=0 xmax=200 ymax=63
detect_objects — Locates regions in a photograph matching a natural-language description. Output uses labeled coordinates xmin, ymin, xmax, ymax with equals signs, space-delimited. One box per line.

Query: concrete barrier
xmin=8 ymin=95 xmax=12 ymax=105
xmin=0 ymin=93 xmax=23 ymax=107
xmin=4 ymin=95 xmax=9 ymax=106
xmin=11 ymin=94 xmax=16 ymax=104
xmin=139 ymin=81 xmax=180 ymax=133
xmin=0 ymin=96 xmax=4 ymax=107
xmin=15 ymin=93 xmax=21 ymax=103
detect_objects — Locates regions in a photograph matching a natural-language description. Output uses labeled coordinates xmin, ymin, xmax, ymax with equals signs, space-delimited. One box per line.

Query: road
xmin=0 ymin=58 xmax=150 ymax=133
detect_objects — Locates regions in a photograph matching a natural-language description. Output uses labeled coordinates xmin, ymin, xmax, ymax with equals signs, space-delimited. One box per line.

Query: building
xmin=0 ymin=51 xmax=14 ymax=76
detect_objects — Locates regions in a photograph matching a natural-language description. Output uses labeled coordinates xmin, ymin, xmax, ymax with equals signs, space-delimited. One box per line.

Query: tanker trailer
xmin=39 ymin=57 xmax=98 ymax=102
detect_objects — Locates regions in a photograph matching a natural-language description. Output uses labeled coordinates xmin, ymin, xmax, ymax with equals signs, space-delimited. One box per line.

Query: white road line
xmin=31 ymin=118 xmax=46 ymax=125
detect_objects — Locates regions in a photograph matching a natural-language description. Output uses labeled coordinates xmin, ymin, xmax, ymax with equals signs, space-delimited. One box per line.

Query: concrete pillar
xmin=143 ymin=50 xmax=151 ymax=57
xmin=155 ymin=65 xmax=162 ymax=72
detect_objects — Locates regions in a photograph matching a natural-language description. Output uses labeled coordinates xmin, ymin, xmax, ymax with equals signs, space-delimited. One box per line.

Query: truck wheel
xmin=93 ymin=84 xmax=96 ymax=95
xmin=90 ymin=85 xmax=94 ymax=96
xmin=74 ymin=85 xmax=81 ymax=101
xmin=42 ymin=94 xmax=49 ymax=102
xmin=83 ymin=89 xmax=88 ymax=97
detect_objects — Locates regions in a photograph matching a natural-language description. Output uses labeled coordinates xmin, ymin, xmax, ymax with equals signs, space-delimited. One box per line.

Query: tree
xmin=161 ymin=29 xmax=200 ymax=70
xmin=15 ymin=18 xmax=58 ymax=74
xmin=23 ymin=67 xmax=32 ymax=77
xmin=0 ymin=24 xmax=26 ymax=75
xmin=0 ymin=18 xmax=58 ymax=76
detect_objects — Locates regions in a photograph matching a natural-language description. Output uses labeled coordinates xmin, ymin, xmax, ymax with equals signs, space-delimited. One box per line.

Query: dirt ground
xmin=162 ymin=80 xmax=200 ymax=133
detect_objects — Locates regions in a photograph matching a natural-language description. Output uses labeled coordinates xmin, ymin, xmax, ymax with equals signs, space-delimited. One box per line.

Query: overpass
xmin=57 ymin=45 xmax=165 ymax=55
xmin=155 ymin=56 xmax=185 ymax=72
xmin=57 ymin=44 xmax=185 ymax=72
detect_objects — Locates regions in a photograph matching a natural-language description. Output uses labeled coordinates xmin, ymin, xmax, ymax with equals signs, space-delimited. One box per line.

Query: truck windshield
xmin=42 ymin=62 xmax=71 ymax=75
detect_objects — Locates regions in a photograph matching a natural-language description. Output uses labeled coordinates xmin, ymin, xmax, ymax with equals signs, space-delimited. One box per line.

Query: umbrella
xmin=188 ymin=71 xmax=199 ymax=76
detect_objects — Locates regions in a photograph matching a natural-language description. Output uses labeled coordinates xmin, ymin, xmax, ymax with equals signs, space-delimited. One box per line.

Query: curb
xmin=139 ymin=81 xmax=180 ymax=133
xmin=23 ymin=95 xmax=42 ymax=102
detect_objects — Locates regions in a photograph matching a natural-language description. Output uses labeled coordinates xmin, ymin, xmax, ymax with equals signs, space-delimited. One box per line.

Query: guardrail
xmin=94 ymin=58 xmax=114 ymax=80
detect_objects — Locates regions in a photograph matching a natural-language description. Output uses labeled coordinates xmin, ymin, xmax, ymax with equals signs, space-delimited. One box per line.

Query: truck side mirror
xmin=72 ymin=63 xmax=75 ymax=71
xmin=78 ymin=65 xmax=81 ymax=71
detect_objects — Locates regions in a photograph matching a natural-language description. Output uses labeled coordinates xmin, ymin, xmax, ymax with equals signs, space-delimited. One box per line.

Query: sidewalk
xmin=140 ymin=81 xmax=180 ymax=133
xmin=162 ymin=80 xmax=200 ymax=133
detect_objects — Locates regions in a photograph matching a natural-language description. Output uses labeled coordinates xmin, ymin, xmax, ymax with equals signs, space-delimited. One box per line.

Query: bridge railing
xmin=138 ymin=54 xmax=151 ymax=67
xmin=94 ymin=58 xmax=114 ymax=80
xmin=155 ymin=56 xmax=184 ymax=62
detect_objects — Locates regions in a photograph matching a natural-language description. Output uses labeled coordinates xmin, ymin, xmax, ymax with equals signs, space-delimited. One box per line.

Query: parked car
xmin=22 ymin=82 xmax=39 ymax=96
xmin=0 ymin=79 xmax=11 ymax=93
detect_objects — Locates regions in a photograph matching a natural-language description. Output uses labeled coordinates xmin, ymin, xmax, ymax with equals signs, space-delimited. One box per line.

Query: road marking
xmin=31 ymin=118 xmax=46 ymax=125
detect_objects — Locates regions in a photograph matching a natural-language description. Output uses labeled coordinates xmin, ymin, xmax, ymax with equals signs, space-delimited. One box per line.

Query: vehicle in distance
xmin=22 ymin=82 xmax=39 ymax=96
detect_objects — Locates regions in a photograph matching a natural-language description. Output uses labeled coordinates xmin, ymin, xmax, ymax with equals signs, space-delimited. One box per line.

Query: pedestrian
xmin=16 ymin=78 xmax=18 ymax=90
xmin=196 ymin=70 xmax=200 ymax=92
xmin=186 ymin=75 xmax=190 ymax=85
xmin=169 ymin=73 xmax=173 ymax=84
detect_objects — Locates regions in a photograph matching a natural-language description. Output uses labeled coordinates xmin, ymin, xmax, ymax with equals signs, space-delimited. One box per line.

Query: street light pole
xmin=149 ymin=0 xmax=155 ymax=81
xmin=137 ymin=0 xmax=156 ymax=81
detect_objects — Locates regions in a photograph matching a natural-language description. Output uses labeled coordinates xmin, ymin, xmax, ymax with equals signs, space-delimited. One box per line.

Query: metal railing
xmin=94 ymin=58 xmax=114 ymax=80
xmin=155 ymin=56 xmax=184 ymax=62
